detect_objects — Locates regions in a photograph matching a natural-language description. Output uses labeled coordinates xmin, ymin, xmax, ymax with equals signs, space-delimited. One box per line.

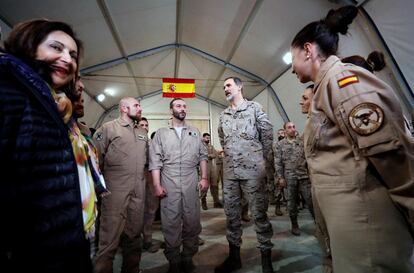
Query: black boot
xmin=290 ymin=216 xmax=301 ymax=236
xmin=213 ymin=200 xmax=223 ymax=208
xmin=274 ymin=203 xmax=283 ymax=216
xmin=167 ymin=261 xmax=181 ymax=273
xmin=201 ymin=198 xmax=208 ymax=210
xmin=261 ymin=249 xmax=274 ymax=273
xmin=215 ymin=243 xmax=242 ymax=273
xmin=181 ymin=257 xmax=195 ymax=273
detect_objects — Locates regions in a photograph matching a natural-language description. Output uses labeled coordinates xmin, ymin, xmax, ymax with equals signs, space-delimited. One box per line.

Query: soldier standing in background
xmin=200 ymin=133 xmax=223 ymax=210
xmin=274 ymin=121 xmax=314 ymax=236
xmin=216 ymin=76 xmax=274 ymax=273
xmin=139 ymin=117 xmax=161 ymax=253
xmin=216 ymin=150 xmax=225 ymax=202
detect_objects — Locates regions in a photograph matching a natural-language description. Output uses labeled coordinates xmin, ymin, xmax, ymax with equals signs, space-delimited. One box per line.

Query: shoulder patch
xmin=338 ymin=75 xmax=359 ymax=88
xmin=95 ymin=132 xmax=104 ymax=141
xmin=348 ymin=102 xmax=384 ymax=135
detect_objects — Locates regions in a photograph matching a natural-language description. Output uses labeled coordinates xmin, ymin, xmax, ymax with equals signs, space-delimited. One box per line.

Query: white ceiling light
xmin=97 ymin=94 xmax=106 ymax=102
xmin=104 ymin=88 xmax=116 ymax=96
xmin=283 ymin=52 xmax=292 ymax=64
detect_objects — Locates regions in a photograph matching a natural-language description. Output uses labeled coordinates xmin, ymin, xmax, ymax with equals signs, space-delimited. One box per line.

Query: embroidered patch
xmin=338 ymin=75 xmax=359 ymax=88
xmin=348 ymin=102 xmax=384 ymax=135
xmin=95 ymin=132 xmax=104 ymax=141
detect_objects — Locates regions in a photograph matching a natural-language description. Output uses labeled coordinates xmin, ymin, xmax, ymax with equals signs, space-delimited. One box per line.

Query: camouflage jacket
xmin=273 ymin=136 xmax=309 ymax=180
xmin=218 ymin=100 xmax=273 ymax=179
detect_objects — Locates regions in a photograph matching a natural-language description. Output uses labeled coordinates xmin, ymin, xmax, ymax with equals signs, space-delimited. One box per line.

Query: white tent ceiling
xmin=0 ymin=0 xmax=412 ymax=120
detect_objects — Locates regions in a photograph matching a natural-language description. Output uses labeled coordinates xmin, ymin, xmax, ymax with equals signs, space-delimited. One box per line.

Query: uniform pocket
xmin=105 ymin=143 xmax=128 ymax=166
xmin=306 ymin=113 xmax=328 ymax=157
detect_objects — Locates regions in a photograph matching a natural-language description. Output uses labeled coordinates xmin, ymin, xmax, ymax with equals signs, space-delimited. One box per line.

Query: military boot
xmin=201 ymin=197 xmax=208 ymax=210
xmin=261 ymin=249 xmax=274 ymax=273
xmin=167 ymin=261 xmax=181 ymax=273
xmin=214 ymin=243 xmax=242 ymax=273
xmin=241 ymin=206 xmax=250 ymax=222
xmin=181 ymin=257 xmax=196 ymax=273
xmin=290 ymin=216 xmax=301 ymax=236
xmin=211 ymin=186 xmax=223 ymax=208
xmin=274 ymin=203 xmax=283 ymax=216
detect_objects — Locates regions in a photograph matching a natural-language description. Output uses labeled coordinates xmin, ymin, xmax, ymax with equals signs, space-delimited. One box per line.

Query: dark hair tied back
xmin=367 ymin=51 xmax=386 ymax=72
xmin=292 ymin=5 xmax=358 ymax=57
xmin=324 ymin=6 xmax=359 ymax=35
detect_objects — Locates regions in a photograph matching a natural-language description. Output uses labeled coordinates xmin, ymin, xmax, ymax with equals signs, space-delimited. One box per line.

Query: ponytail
xmin=291 ymin=5 xmax=358 ymax=57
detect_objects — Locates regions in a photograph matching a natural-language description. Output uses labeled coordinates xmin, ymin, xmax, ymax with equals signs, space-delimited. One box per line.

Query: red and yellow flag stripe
xmin=337 ymin=75 xmax=359 ymax=88
xmin=162 ymin=78 xmax=195 ymax=98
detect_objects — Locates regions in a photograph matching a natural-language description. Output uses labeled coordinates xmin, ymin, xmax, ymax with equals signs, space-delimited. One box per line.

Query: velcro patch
xmin=95 ymin=132 xmax=103 ymax=141
xmin=338 ymin=75 xmax=359 ymax=88
xmin=348 ymin=102 xmax=384 ymax=135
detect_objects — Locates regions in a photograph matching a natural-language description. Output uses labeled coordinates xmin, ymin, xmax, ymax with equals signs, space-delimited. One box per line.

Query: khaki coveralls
xmin=93 ymin=118 xmax=148 ymax=273
xmin=306 ymin=55 xmax=414 ymax=273
xmin=149 ymin=124 xmax=208 ymax=262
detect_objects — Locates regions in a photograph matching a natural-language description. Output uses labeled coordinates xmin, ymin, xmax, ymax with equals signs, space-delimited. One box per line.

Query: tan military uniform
xmin=306 ymin=55 xmax=414 ymax=273
xmin=200 ymin=143 xmax=221 ymax=205
xmin=93 ymin=118 xmax=148 ymax=273
xmin=149 ymin=123 xmax=207 ymax=262
xmin=218 ymin=100 xmax=274 ymax=250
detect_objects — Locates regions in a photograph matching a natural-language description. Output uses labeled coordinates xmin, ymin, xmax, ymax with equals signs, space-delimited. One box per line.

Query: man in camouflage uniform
xmin=216 ymin=77 xmax=274 ymax=273
xmin=274 ymin=121 xmax=314 ymax=236
xmin=200 ymin=133 xmax=223 ymax=209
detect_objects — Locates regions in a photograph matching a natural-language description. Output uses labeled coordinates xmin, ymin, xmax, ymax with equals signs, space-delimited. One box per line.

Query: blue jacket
xmin=0 ymin=53 xmax=92 ymax=273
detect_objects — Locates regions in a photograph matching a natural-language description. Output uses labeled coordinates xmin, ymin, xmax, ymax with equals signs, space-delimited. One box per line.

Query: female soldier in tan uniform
xmin=290 ymin=5 xmax=414 ymax=273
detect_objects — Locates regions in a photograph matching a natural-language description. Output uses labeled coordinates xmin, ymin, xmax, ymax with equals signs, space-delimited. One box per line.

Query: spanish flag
xmin=162 ymin=78 xmax=195 ymax=98
xmin=337 ymin=75 xmax=359 ymax=88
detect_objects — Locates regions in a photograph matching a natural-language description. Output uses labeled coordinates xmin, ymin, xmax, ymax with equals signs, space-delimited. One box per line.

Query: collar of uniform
xmin=224 ymin=99 xmax=248 ymax=114
xmin=168 ymin=120 xmax=188 ymax=129
xmin=314 ymin=55 xmax=340 ymax=91
xmin=116 ymin=117 xmax=135 ymax=127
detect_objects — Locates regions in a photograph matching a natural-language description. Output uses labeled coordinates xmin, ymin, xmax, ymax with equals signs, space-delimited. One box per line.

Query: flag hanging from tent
xmin=162 ymin=78 xmax=195 ymax=98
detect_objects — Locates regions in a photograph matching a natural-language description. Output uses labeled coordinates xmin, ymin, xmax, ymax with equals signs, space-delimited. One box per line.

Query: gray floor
xmin=115 ymin=198 xmax=323 ymax=273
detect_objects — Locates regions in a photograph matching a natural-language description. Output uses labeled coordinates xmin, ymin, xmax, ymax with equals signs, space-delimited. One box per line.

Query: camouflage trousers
xmin=266 ymin=172 xmax=276 ymax=203
xmin=223 ymin=178 xmax=274 ymax=250
xmin=286 ymin=178 xmax=314 ymax=218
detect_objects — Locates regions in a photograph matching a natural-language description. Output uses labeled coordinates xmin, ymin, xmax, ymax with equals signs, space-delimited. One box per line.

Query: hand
xmin=198 ymin=178 xmax=209 ymax=193
xmin=278 ymin=178 xmax=287 ymax=189
xmin=154 ymin=184 xmax=167 ymax=198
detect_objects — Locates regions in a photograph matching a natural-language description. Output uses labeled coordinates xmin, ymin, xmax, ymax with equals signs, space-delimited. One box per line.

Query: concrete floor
xmin=114 ymin=198 xmax=323 ymax=273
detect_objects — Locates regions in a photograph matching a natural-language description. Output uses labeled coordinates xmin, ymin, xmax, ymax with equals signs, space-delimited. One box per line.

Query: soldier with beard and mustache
xmin=93 ymin=97 xmax=148 ymax=273
xmin=216 ymin=77 xmax=274 ymax=273
xmin=149 ymin=98 xmax=208 ymax=273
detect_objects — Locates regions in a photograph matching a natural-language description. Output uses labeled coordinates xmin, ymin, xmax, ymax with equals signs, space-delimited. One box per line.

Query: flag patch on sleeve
xmin=337 ymin=75 xmax=359 ymax=88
